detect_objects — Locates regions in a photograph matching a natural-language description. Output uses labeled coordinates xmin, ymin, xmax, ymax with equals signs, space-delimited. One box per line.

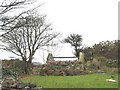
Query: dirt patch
xmin=19 ymin=75 xmax=32 ymax=79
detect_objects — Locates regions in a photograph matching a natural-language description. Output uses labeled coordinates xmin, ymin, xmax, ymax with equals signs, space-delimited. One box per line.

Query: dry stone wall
xmin=40 ymin=61 xmax=88 ymax=76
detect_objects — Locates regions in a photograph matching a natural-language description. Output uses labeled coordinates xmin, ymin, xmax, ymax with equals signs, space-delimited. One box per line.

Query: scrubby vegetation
xmin=2 ymin=59 xmax=34 ymax=75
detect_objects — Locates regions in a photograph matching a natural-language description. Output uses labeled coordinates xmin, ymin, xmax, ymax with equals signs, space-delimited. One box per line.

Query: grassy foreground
xmin=20 ymin=73 xmax=118 ymax=88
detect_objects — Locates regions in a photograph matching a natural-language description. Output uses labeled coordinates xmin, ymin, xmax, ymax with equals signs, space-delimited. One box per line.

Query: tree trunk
xmin=75 ymin=48 xmax=79 ymax=57
xmin=24 ymin=61 xmax=29 ymax=74
xmin=24 ymin=61 xmax=33 ymax=74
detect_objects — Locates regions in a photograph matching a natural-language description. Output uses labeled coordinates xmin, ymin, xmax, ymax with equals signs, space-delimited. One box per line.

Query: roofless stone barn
xmin=40 ymin=52 xmax=87 ymax=76
xmin=46 ymin=52 xmax=85 ymax=62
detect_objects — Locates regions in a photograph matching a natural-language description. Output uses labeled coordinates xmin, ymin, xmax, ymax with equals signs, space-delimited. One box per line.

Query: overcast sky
xmin=39 ymin=0 xmax=118 ymax=44
xmin=0 ymin=0 xmax=119 ymax=63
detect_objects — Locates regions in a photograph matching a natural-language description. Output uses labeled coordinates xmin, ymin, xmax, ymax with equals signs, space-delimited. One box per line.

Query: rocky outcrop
xmin=1 ymin=77 xmax=39 ymax=90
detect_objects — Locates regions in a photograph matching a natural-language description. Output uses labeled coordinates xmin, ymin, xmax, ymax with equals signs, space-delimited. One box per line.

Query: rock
xmin=28 ymin=82 xmax=37 ymax=88
xmin=17 ymin=82 xmax=37 ymax=89
xmin=106 ymin=79 xmax=117 ymax=82
xmin=2 ymin=77 xmax=17 ymax=88
xmin=1 ymin=75 xmax=38 ymax=90
xmin=17 ymin=82 xmax=29 ymax=89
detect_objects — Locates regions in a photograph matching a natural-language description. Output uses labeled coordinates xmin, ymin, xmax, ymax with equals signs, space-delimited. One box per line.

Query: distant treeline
xmin=82 ymin=40 xmax=119 ymax=61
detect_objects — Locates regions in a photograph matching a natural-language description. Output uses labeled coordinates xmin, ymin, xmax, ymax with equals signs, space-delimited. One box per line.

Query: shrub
xmin=106 ymin=59 xmax=118 ymax=68
xmin=2 ymin=59 xmax=34 ymax=75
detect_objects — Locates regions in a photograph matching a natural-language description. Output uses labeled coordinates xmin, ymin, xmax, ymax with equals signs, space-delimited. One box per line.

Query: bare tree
xmin=0 ymin=13 xmax=59 ymax=74
xmin=63 ymin=34 xmax=82 ymax=57
xmin=47 ymin=41 xmax=62 ymax=56
xmin=0 ymin=0 xmax=31 ymax=15
xmin=0 ymin=0 xmax=37 ymax=36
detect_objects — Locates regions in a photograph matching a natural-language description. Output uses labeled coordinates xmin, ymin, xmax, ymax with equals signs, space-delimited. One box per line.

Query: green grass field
xmin=20 ymin=73 xmax=118 ymax=88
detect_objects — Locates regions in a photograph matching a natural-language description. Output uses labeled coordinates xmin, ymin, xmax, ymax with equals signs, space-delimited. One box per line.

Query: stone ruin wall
xmin=40 ymin=52 xmax=86 ymax=76
xmin=40 ymin=61 xmax=87 ymax=76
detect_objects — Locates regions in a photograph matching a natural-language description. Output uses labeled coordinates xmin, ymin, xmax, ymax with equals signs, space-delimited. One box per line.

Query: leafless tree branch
xmin=0 ymin=13 xmax=59 ymax=64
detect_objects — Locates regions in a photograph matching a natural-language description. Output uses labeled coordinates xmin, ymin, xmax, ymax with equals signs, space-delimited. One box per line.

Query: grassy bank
xmin=20 ymin=73 xmax=118 ymax=88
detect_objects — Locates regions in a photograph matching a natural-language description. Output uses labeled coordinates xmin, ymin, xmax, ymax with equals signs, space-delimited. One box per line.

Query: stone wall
xmin=40 ymin=61 xmax=88 ymax=76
